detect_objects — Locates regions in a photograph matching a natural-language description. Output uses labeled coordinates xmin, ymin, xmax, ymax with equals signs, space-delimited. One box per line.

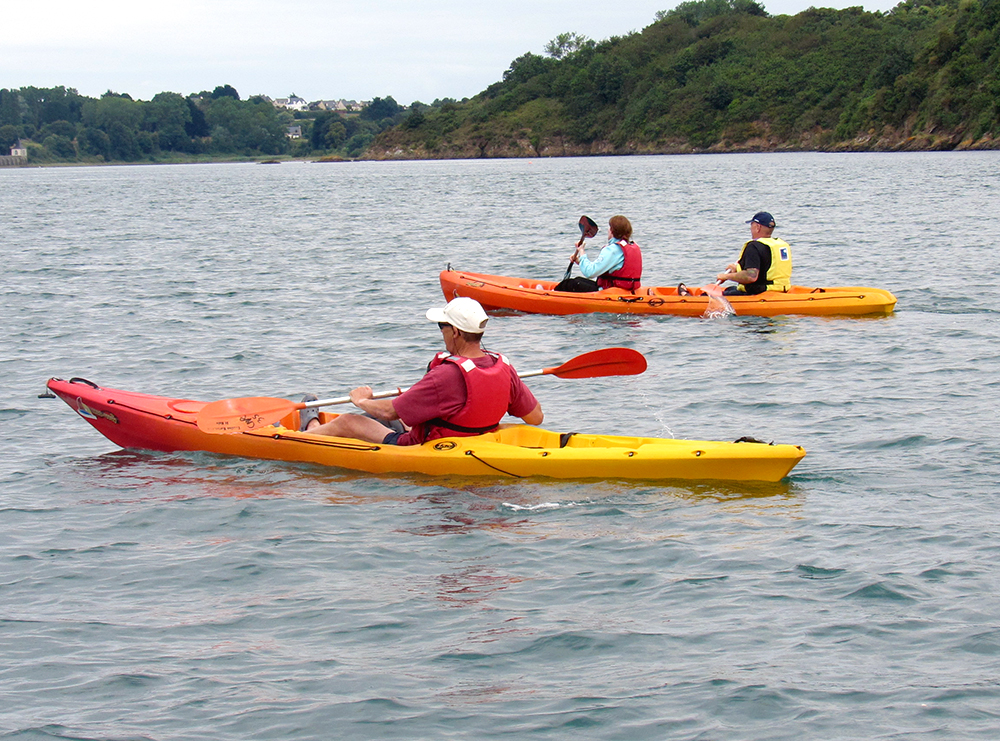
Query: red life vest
xmin=597 ymin=240 xmax=643 ymax=290
xmin=422 ymin=351 xmax=515 ymax=440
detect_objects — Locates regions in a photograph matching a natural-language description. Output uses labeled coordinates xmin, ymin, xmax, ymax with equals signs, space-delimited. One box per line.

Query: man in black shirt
xmin=717 ymin=212 xmax=792 ymax=295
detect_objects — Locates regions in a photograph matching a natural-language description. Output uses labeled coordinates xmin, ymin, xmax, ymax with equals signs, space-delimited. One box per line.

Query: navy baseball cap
xmin=746 ymin=211 xmax=776 ymax=228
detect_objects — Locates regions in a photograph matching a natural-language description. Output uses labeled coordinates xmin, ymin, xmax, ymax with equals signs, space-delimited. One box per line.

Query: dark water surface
xmin=3 ymin=153 xmax=1000 ymax=739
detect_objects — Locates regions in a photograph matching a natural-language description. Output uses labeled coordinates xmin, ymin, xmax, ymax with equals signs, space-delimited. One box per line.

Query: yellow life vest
xmin=737 ymin=237 xmax=792 ymax=292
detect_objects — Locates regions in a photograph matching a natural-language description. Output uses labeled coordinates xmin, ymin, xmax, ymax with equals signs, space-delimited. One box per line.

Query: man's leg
xmin=306 ymin=413 xmax=394 ymax=443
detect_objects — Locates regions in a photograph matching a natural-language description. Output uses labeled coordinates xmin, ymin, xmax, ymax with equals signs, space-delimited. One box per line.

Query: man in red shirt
xmin=302 ymin=297 xmax=543 ymax=444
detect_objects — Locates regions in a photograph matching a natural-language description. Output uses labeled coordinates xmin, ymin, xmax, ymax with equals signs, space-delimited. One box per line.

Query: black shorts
xmin=382 ymin=431 xmax=404 ymax=445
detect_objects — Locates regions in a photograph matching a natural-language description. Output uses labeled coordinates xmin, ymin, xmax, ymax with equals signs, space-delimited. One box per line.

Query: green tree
xmin=501 ymin=53 xmax=552 ymax=85
xmin=211 ymin=84 xmax=240 ymax=100
xmin=657 ymin=0 xmax=767 ymax=25
xmin=136 ymin=130 xmax=158 ymax=155
xmin=42 ymin=134 xmax=76 ymax=160
xmin=204 ymin=97 xmax=288 ymax=154
xmin=325 ymin=120 xmax=347 ymax=147
xmin=311 ymin=111 xmax=343 ymax=150
xmin=361 ymin=96 xmax=402 ymax=121
xmin=106 ymin=121 xmax=140 ymax=160
xmin=209 ymin=125 xmax=235 ymax=152
xmin=344 ymin=131 xmax=373 ymax=157
xmin=0 ymin=89 xmax=22 ymax=127
xmin=17 ymin=86 xmax=86 ymax=129
xmin=38 ymin=120 xmax=76 ymax=140
xmin=145 ymin=92 xmax=192 ymax=152
xmin=185 ymin=97 xmax=210 ymax=137
xmin=78 ymin=127 xmax=111 ymax=159
xmin=544 ymin=32 xmax=595 ymax=59
xmin=402 ymin=110 xmax=425 ymax=130
xmin=0 ymin=123 xmax=20 ymax=151
xmin=82 ymin=95 xmax=143 ymax=132
xmin=42 ymin=87 xmax=86 ymax=125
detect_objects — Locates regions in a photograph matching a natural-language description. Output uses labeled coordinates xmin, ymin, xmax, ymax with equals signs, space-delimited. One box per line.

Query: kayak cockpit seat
xmin=559 ymin=432 xmax=578 ymax=448
xmin=646 ymin=286 xmax=679 ymax=297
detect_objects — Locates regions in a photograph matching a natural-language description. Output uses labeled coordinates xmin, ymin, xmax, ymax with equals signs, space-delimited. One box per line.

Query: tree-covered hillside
xmin=367 ymin=0 xmax=1000 ymax=158
xmin=0 ymin=86 xmax=413 ymax=164
xmin=0 ymin=86 xmax=289 ymax=163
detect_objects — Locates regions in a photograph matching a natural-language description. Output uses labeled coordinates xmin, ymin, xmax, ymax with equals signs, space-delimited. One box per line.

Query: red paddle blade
xmin=544 ymin=347 xmax=646 ymax=379
xmin=196 ymin=396 xmax=300 ymax=434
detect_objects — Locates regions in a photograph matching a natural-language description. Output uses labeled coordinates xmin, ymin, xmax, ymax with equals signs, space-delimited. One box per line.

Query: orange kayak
xmin=440 ymin=269 xmax=897 ymax=317
xmin=46 ymin=377 xmax=806 ymax=482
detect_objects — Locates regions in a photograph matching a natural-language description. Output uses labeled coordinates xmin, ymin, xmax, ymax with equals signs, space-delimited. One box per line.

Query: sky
xmin=6 ymin=0 xmax=902 ymax=105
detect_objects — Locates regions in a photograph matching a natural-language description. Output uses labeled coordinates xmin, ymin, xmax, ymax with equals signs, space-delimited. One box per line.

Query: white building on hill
xmin=272 ymin=95 xmax=309 ymax=111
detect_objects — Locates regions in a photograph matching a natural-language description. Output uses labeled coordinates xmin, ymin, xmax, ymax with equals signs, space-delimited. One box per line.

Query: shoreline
xmin=5 ymin=136 xmax=999 ymax=170
xmin=362 ymin=130 xmax=1000 ymax=161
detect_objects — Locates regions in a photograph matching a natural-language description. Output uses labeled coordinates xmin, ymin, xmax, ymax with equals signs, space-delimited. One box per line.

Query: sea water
xmin=2 ymin=153 xmax=999 ymax=739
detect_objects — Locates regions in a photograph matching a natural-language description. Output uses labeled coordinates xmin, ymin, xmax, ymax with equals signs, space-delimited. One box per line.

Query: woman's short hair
xmin=609 ymin=215 xmax=633 ymax=241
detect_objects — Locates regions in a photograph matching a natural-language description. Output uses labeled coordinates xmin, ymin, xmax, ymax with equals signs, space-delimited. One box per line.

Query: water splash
xmin=701 ymin=283 xmax=735 ymax=318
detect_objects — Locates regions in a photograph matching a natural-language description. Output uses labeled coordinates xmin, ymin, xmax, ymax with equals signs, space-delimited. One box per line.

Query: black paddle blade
xmin=579 ymin=215 xmax=599 ymax=239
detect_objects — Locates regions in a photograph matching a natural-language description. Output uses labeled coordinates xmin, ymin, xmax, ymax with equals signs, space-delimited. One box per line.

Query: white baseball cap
xmin=426 ymin=297 xmax=489 ymax=334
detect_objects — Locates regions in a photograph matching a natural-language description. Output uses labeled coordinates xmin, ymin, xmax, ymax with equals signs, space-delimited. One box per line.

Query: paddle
xmin=706 ymin=256 xmax=754 ymax=316
xmin=562 ymin=215 xmax=599 ymax=282
xmin=196 ymin=347 xmax=647 ymax=435
xmin=701 ymin=280 xmax=735 ymax=317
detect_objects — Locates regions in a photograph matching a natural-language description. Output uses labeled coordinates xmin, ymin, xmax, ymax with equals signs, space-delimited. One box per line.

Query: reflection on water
xmin=59 ymin=446 xmax=808 ymax=553
xmin=67 ymin=450 xmax=416 ymax=505
xmin=435 ymin=565 xmax=527 ymax=609
xmin=730 ymin=315 xmax=795 ymax=334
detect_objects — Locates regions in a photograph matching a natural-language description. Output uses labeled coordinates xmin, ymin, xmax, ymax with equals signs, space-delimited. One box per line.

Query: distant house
xmin=313 ymin=100 xmax=344 ymax=111
xmin=313 ymin=99 xmax=365 ymax=113
xmin=286 ymin=125 xmax=302 ymax=139
xmin=1 ymin=139 xmax=27 ymax=167
xmin=272 ymin=95 xmax=309 ymax=112
xmin=272 ymin=96 xmax=370 ymax=113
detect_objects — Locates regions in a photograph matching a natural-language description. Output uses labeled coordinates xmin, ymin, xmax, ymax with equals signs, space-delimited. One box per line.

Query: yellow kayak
xmin=47 ymin=377 xmax=806 ymax=482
